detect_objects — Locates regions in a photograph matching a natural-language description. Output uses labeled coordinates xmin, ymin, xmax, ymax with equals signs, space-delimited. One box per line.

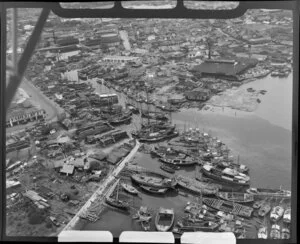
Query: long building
xmin=6 ymin=108 xmax=46 ymax=127
xmin=102 ymin=55 xmax=141 ymax=64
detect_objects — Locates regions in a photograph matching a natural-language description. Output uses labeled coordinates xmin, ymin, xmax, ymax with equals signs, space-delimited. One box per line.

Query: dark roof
xmin=193 ymin=61 xmax=237 ymax=76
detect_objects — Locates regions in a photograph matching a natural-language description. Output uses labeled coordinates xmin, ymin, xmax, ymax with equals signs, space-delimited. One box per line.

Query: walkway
xmin=62 ymin=140 xmax=140 ymax=231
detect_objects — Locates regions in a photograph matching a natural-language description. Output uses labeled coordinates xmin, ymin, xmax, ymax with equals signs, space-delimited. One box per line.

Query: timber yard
xmin=5 ymin=2 xmax=293 ymax=240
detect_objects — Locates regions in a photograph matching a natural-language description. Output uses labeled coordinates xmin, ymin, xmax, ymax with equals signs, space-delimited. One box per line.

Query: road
xmin=62 ymin=140 xmax=140 ymax=231
xmin=6 ymin=77 xmax=64 ymax=134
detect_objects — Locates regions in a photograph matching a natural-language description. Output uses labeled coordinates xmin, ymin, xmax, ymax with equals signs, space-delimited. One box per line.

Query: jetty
xmin=62 ymin=140 xmax=140 ymax=231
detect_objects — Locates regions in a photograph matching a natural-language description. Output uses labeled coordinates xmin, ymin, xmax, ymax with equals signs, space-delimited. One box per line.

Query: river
xmin=63 ymin=68 xmax=293 ymax=237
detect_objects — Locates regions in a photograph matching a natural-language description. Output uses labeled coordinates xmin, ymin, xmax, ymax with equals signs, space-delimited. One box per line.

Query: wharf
xmin=61 ymin=140 xmax=140 ymax=231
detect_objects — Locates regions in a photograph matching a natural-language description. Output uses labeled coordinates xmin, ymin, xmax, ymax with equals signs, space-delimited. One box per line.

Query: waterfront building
xmin=6 ymin=108 xmax=46 ymax=128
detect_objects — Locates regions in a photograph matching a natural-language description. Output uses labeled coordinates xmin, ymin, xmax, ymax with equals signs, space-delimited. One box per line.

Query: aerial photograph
xmin=5 ymin=1 xmax=293 ymax=240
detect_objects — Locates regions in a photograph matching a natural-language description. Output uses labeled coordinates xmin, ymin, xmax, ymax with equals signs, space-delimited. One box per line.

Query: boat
xmin=160 ymin=164 xmax=176 ymax=174
xmin=270 ymin=224 xmax=281 ymax=239
xmin=281 ymin=227 xmax=290 ymax=239
xmin=155 ymin=207 xmax=175 ymax=232
xmin=253 ymin=199 xmax=265 ymax=209
xmin=131 ymin=171 xmax=177 ymax=188
xmin=258 ymin=201 xmax=272 ymax=217
xmin=121 ymin=183 xmax=139 ymax=195
xmin=137 ymin=206 xmax=152 ymax=222
xmin=141 ymin=111 xmax=169 ymax=121
xmin=176 ymin=175 xmax=220 ymax=195
xmin=179 ymin=221 xmax=219 ymax=232
xmin=270 ymin=205 xmax=284 ymax=222
xmin=49 ymin=216 xmax=60 ymax=227
xmin=138 ymin=130 xmax=179 ymax=143
xmin=216 ymin=192 xmax=254 ymax=203
xmin=283 ymin=207 xmax=291 ymax=223
xmin=140 ymin=185 xmax=168 ymax=195
xmin=246 ymin=187 xmax=291 ymax=198
xmin=257 ymin=226 xmax=268 ymax=239
xmin=141 ymin=220 xmax=151 ymax=231
xmin=105 ymin=197 xmax=130 ymax=211
xmin=172 ymin=226 xmax=183 ymax=235
xmin=160 ymin=157 xmax=197 ymax=167
xmin=201 ymin=164 xmax=250 ymax=186
xmin=202 ymin=197 xmax=253 ymax=218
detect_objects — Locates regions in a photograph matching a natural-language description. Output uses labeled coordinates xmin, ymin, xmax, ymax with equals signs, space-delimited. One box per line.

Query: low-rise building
xmin=185 ymin=88 xmax=211 ymax=102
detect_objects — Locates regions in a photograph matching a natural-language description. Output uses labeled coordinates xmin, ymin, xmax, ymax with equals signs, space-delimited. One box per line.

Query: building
xmin=102 ymin=55 xmax=141 ymax=64
xmin=6 ymin=108 xmax=46 ymax=127
xmin=192 ymin=59 xmax=256 ymax=80
xmin=185 ymin=88 xmax=211 ymax=102
xmin=56 ymin=36 xmax=79 ymax=46
xmin=60 ymin=164 xmax=75 ymax=176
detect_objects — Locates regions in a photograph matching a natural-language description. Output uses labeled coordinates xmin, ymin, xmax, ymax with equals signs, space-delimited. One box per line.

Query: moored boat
xmin=258 ymin=201 xmax=272 ymax=217
xmin=160 ymin=164 xmax=176 ymax=174
xmin=270 ymin=205 xmax=284 ymax=222
xmin=176 ymin=175 xmax=220 ymax=195
xmin=216 ymin=192 xmax=254 ymax=203
xmin=177 ymin=221 xmax=219 ymax=232
xmin=137 ymin=206 xmax=152 ymax=222
xmin=202 ymin=197 xmax=253 ymax=218
xmin=131 ymin=171 xmax=177 ymax=189
xmin=121 ymin=183 xmax=139 ymax=195
xmin=281 ymin=227 xmax=290 ymax=239
xmin=105 ymin=197 xmax=130 ymax=211
xmin=160 ymin=157 xmax=197 ymax=167
xmin=283 ymin=207 xmax=291 ymax=223
xmin=201 ymin=164 xmax=250 ymax=187
xmin=246 ymin=187 xmax=291 ymax=198
xmin=140 ymin=185 xmax=168 ymax=195
xmin=270 ymin=224 xmax=281 ymax=239
xmin=155 ymin=207 xmax=175 ymax=232
xmin=257 ymin=226 xmax=268 ymax=239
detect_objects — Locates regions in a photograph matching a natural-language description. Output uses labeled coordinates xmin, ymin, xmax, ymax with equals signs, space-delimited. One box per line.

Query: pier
xmin=62 ymin=140 xmax=140 ymax=231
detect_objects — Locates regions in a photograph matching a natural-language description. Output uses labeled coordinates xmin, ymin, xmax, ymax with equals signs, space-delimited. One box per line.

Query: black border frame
xmin=0 ymin=1 xmax=298 ymax=243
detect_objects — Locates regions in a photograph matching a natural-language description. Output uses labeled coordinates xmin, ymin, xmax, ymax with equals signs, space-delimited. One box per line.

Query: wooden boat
xmin=270 ymin=224 xmax=281 ymax=239
xmin=131 ymin=171 xmax=177 ymax=188
xmin=281 ymin=228 xmax=290 ymax=239
xmin=202 ymin=197 xmax=253 ymax=218
xmin=155 ymin=207 xmax=175 ymax=232
xmin=105 ymin=197 xmax=130 ymax=211
xmin=140 ymin=185 xmax=168 ymax=195
xmin=141 ymin=221 xmax=151 ymax=231
xmin=179 ymin=221 xmax=219 ymax=232
xmin=176 ymin=175 xmax=220 ymax=195
xmin=246 ymin=187 xmax=291 ymax=198
xmin=121 ymin=183 xmax=139 ymax=195
xmin=160 ymin=164 xmax=175 ymax=174
xmin=253 ymin=199 xmax=265 ymax=209
xmin=201 ymin=164 xmax=250 ymax=186
xmin=160 ymin=157 xmax=197 ymax=166
xmin=283 ymin=207 xmax=291 ymax=223
xmin=257 ymin=226 xmax=268 ymax=239
xmin=216 ymin=192 xmax=254 ymax=203
xmin=138 ymin=130 xmax=179 ymax=143
xmin=137 ymin=206 xmax=152 ymax=222
xmin=258 ymin=201 xmax=272 ymax=217
xmin=270 ymin=205 xmax=284 ymax=222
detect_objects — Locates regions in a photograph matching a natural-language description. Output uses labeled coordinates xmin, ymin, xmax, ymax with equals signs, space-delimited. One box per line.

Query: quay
xmin=62 ymin=140 xmax=140 ymax=231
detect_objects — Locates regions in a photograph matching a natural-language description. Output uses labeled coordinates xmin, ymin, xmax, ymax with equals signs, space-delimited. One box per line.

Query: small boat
xmin=155 ymin=207 xmax=175 ymax=232
xmin=281 ymin=227 xmax=290 ymax=239
xmin=49 ymin=216 xmax=60 ymax=227
xmin=160 ymin=164 xmax=175 ymax=174
xmin=141 ymin=221 xmax=151 ymax=231
xmin=160 ymin=157 xmax=197 ymax=167
xmin=140 ymin=185 xmax=168 ymax=195
xmin=246 ymin=187 xmax=291 ymax=198
xmin=216 ymin=192 xmax=254 ymax=203
xmin=257 ymin=226 xmax=268 ymax=239
xmin=137 ymin=206 xmax=152 ymax=222
xmin=253 ymin=199 xmax=265 ymax=209
xmin=270 ymin=205 xmax=284 ymax=222
xmin=258 ymin=201 xmax=272 ymax=217
xmin=283 ymin=207 xmax=291 ymax=223
xmin=105 ymin=197 xmax=130 ymax=211
xmin=179 ymin=221 xmax=219 ymax=232
xmin=270 ymin=224 xmax=281 ymax=239
xmin=121 ymin=183 xmax=139 ymax=195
